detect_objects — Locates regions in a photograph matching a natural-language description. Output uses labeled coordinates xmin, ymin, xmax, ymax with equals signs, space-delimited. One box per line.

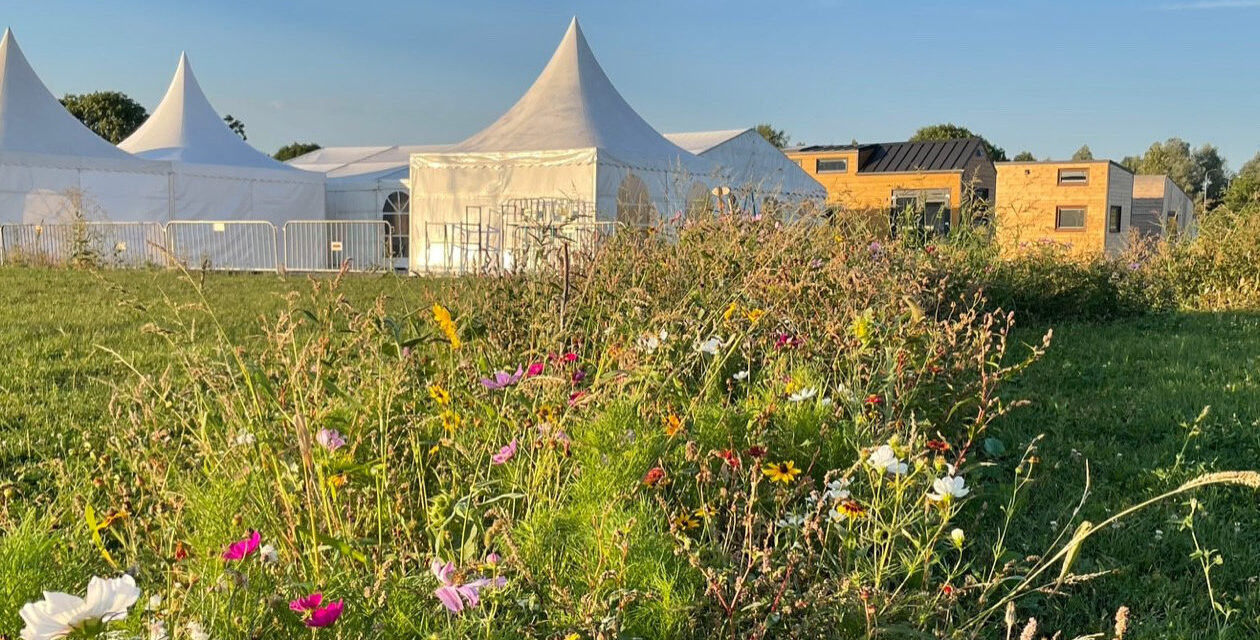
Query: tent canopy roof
xmin=289 ymin=144 xmax=452 ymax=179
xmin=663 ymin=129 xmax=749 ymax=156
xmin=0 ymin=29 xmax=143 ymax=160
xmin=442 ymin=18 xmax=706 ymax=172
xmin=120 ymin=53 xmax=301 ymax=171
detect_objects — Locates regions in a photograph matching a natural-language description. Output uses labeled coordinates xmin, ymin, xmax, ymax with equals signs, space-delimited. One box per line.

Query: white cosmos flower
xmin=776 ymin=513 xmax=806 ymax=528
xmin=149 ymin=619 xmax=169 ymax=640
xmin=824 ymin=478 xmax=851 ymax=501
xmin=19 ymin=574 xmax=141 ymax=640
xmin=259 ymin=544 xmax=278 ymax=564
xmin=867 ymin=444 xmax=908 ymax=475
xmin=927 ymin=475 xmax=970 ymax=502
xmin=186 ymin=620 xmax=210 ymax=640
xmin=696 ymin=336 xmax=723 ymax=355
xmin=787 ymin=387 xmax=818 ymax=403
xmin=949 ymin=528 xmax=966 ymax=548
xmin=732 ymin=369 xmax=750 ymax=381
xmin=639 ymin=329 xmax=668 ymax=354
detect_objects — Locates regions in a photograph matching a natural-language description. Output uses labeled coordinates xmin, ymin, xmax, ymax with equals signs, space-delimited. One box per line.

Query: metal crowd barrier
xmin=0 ymin=222 xmax=166 ymax=267
xmin=283 ymin=220 xmax=392 ymax=273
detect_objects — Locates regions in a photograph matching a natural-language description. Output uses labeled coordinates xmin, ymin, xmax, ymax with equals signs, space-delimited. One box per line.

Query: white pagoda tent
xmin=409 ymin=18 xmax=719 ymax=272
xmin=0 ymin=29 xmax=170 ymax=224
xmin=665 ymin=129 xmax=825 ymax=207
xmin=120 ymin=53 xmax=324 ymax=226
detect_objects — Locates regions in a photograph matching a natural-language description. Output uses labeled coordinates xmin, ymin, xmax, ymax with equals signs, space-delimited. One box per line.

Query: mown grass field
xmin=1 ymin=266 xmax=1258 ymax=638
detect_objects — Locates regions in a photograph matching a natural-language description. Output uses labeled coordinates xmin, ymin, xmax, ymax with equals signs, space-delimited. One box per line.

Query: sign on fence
xmin=165 ymin=221 xmax=279 ymax=272
xmin=283 ymin=220 xmax=391 ymax=272
xmin=0 ymin=222 xmax=166 ymax=267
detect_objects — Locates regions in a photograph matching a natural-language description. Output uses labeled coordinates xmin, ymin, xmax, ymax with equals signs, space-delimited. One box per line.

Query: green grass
xmin=990 ymin=314 xmax=1260 ymax=637
xmin=1 ymin=266 xmax=1258 ymax=638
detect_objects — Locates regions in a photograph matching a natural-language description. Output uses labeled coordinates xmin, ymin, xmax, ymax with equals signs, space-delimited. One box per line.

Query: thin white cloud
xmin=1159 ymin=0 xmax=1260 ymax=9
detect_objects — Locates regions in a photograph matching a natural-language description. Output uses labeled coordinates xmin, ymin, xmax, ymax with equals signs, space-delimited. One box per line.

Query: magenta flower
xmin=774 ymin=333 xmax=804 ymax=350
xmin=290 ymin=592 xmax=344 ymax=628
xmin=525 ymin=362 xmax=545 ymax=378
xmin=316 ymin=428 xmax=346 ymax=452
xmin=486 ymin=552 xmax=501 ymax=566
xmin=222 ymin=530 xmax=260 ymax=561
xmin=432 ymin=559 xmax=506 ymax=614
xmin=571 ymin=369 xmax=587 ymax=385
xmin=491 ymin=439 xmax=518 ymax=465
xmin=481 ymin=367 xmax=524 ymax=390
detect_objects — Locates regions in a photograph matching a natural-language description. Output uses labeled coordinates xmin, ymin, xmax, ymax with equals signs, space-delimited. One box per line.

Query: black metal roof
xmin=792 ymin=138 xmax=988 ymax=173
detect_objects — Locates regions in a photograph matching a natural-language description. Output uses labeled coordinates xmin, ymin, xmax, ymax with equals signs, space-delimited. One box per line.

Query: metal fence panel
xmin=283 ymin=220 xmax=392 ymax=272
xmin=0 ymin=222 xmax=166 ymax=267
xmin=165 ymin=221 xmax=279 ymax=272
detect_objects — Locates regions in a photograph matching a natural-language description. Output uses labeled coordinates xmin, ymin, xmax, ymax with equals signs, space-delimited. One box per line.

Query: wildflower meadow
xmin=3 ymin=206 xmax=1260 ymax=639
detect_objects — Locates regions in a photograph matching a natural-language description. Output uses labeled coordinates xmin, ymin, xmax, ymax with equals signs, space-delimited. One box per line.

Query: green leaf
xmin=982 ymin=437 xmax=1007 ymax=458
xmin=1057 ymin=520 xmax=1093 ymax=586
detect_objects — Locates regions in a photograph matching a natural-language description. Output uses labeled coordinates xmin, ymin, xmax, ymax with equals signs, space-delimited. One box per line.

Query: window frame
xmin=1057 ymin=168 xmax=1090 ymax=186
xmin=1107 ymin=205 xmax=1122 ymax=233
xmin=815 ymin=158 xmax=849 ymax=174
xmin=1055 ymin=205 xmax=1087 ymax=231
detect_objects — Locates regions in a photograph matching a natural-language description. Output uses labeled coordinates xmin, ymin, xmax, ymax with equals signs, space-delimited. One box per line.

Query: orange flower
xmin=664 ymin=413 xmax=683 ymax=438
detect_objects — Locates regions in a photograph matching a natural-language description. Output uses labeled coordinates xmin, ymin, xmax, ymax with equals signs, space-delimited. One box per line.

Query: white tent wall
xmin=665 ymin=129 xmax=826 ymax=207
xmin=0 ymin=156 xmax=171 ymax=224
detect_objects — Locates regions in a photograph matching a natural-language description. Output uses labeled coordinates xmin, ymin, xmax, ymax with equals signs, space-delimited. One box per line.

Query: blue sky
xmin=6 ymin=0 xmax=1259 ymax=166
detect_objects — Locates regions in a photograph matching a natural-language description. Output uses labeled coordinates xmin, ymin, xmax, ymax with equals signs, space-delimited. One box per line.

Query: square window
xmin=1056 ymin=207 xmax=1086 ymax=230
xmin=1108 ymin=205 xmax=1122 ymax=233
xmin=816 ymin=158 xmax=848 ymax=173
xmin=1058 ymin=168 xmax=1089 ymax=185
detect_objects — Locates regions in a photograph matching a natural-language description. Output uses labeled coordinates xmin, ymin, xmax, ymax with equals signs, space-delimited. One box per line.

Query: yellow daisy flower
xmin=762 ymin=460 xmax=802 ymax=484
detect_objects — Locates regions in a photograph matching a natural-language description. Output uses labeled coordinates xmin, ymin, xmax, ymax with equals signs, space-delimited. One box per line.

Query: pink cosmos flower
xmin=491 ymin=439 xmax=518 ymax=465
xmin=222 ymin=531 xmax=260 ymax=561
xmin=485 ymin=552 xmax=501 ymax=566
xmin=432 ymin=559 xmax=506 ymax=614
xmin=525 ymin=362 xmax=545 ymax=378
xmin=481 ymin=367 xmax=524 ymax=390
xmin=316 ymin=428 xmax=346 ymax=452
xmin=290 ymin=592 xmax=344 ymax=628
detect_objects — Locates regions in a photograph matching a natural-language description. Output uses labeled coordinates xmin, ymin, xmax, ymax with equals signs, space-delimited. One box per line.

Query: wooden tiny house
xmin=784 ymin=138 xmax=995 ymax=236
xmin=1132 ymin=174 xmax=1196 ymax=239
xmin=994 ymin=160 xmax=1134 ymax=256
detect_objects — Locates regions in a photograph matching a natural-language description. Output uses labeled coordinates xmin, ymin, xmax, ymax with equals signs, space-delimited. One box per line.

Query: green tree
xmin=909 ymin=123 xmax=1007 ymax=161
xmin=274 ymin=142 xmax=321 ymax=162
xmin=1131 ymin=138 xmax=1229 ymax=204
xmin=59 ymin=91 xmax=148 ymax=144
xmin=1071 ymin=145 xmax=1094 ymax=161
xmin=1012 ymin=151 xmax=1037 ymax=161
xmin=224 ymin=114 xmax=246 ymax=140
xmin=1223 ymin=152 xmax=1260 ymax=210
xmin=755 ymin=124 xmax=789 ymax=149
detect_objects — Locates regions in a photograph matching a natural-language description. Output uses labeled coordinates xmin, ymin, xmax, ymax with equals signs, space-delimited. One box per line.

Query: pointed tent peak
xmin=0 ymin=28 xmax=139 ymax=158
xmin=450 ymin=17 xmax=704 ymax=167
xmin=119 ymin=53 xmax=296 ymax=170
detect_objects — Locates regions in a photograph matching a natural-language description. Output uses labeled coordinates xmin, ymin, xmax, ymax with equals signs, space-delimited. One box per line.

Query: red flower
xmin=927 ymin=439 xmax=951 ymax=452
xmin=717 ymin=449 xmax=742 ymax=469
xmin=774 ymin=333 xmax=804 ymax=350
xmin=864 ymin=394 xmax=883 ymax=406
xmin=940 ymin=584 xmax=954 ymax=597
xmin=746 ymin=445 xmax=767 ymax=459
xmin=643 ymin=467 xmax=666 ymax=487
